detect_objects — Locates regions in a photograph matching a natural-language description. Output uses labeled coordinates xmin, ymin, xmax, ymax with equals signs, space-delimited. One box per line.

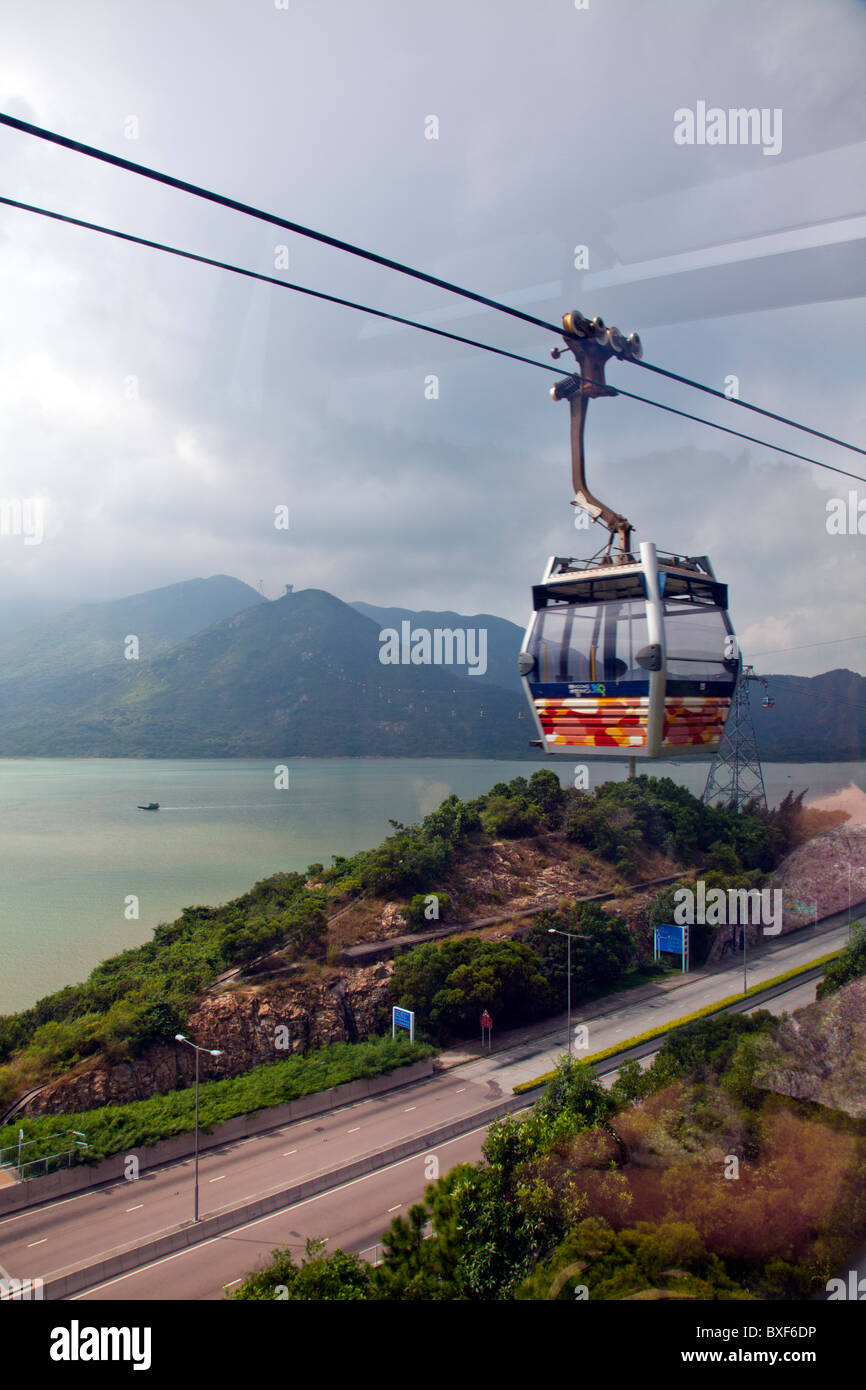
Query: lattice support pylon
xmin=702 ymin=664 xmax=768 ymax=812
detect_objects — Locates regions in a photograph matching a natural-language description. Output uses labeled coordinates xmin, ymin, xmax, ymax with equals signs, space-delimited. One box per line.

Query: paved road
xmin=0 ymin=1070 xmax=500 ymax=1284
xmin=70 ymin=980 xmax=817 ymax=1302
xmin=0 ymin=919 xmax=840 ymax=1297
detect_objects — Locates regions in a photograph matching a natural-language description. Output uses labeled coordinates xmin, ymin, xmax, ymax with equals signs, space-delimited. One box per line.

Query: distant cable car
xmin=519 ymin=542 xmax=739 ymax=757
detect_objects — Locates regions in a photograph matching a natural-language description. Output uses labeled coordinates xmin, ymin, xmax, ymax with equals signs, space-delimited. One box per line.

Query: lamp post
xmin=175 ymin=1034 xmax=222 ymax=1222
xmin=548 ymin=929 xmax=589 ymax=1057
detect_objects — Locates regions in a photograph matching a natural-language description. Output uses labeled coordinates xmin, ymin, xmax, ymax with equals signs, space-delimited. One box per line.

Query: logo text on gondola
xmin=378 ymin=622 xmax=488 ymax=676
xmin=673 ymin=102 xmax=783 ymax=156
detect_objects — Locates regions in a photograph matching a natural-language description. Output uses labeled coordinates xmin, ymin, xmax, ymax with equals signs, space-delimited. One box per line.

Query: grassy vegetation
xmin=0 ymin=1037 xmax=433 ymax=1166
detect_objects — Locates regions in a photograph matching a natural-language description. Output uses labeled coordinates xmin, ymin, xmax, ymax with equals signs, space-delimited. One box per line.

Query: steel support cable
xmin=1 ymin=192 xmax=864 ymax=484
xmin=1 ymin=111 xmax=865 ymax=461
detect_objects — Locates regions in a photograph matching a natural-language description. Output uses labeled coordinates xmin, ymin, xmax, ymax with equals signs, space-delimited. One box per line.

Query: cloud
xmin=0 ymin=0 xmax=864 ymax=678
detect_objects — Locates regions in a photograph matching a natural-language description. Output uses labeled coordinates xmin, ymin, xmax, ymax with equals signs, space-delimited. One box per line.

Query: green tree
xmin=230 ymin=1238 xmax=372 ymax=1300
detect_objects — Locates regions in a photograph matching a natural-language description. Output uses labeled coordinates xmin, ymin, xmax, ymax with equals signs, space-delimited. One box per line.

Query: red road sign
xmin=480 ymin=1010 xmax=493 ymax=1029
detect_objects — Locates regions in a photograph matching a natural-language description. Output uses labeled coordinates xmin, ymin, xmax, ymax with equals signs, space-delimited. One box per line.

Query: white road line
xmin=26 ymin=1238 xmax=47 ymax=1247
xmin=388 ymin=1204 xmax=402 ymax=1212
xmin=126 ymin=1205 xmax=144 ymax=1212
xmin=282 ymin=1150 xmax=297 ymax=1157
xmin=404 ymin=1106 xmax=416 ymax=1112
xmin=455 ymin=1087 xmax=466 ymax=1093
xmin=68 ymin=1124 xmax=502 ymax=1298
xmin=347 ymin=1127 xmax=360 ymax=1133
xmin=208 ymin=1176 xmax=226 ymax=1183
xmin=223 ymin=1277 xmax=243 ymax=1288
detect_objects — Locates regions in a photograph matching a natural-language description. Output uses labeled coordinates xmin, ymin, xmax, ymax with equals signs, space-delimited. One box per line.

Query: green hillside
xmin=0 ymin=588 xmax=528 ymax=757
xmin=0 ymin=575 xmax=265 ymax=685
xmin=351 ymin=601 xmax=525 ymax=694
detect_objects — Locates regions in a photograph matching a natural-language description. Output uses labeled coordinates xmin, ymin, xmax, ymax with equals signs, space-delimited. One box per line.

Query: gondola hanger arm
xmin=550 ymin=310 xmax=643 ymax=561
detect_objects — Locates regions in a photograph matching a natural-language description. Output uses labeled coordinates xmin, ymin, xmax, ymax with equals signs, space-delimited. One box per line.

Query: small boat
xmin=136 ymin=802 xmax=160 ymax=811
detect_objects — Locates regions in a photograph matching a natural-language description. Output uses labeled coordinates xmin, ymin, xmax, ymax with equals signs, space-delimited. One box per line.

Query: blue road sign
xmin=655 ymin=924 xmax=685 ymax=954
xmin=392 ymin=1006 xmax=415 ymax=1041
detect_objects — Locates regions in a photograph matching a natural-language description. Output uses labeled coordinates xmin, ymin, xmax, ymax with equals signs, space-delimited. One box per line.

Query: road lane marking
xmin=126 ymin=1205 xmax=144 ymax=1212
xmin=456 ymin=1087 xmax=466 ymax=1092
xmin=223 ymin=1277 xmax=243 ymax=1288
xmin=282 ymin=1150 xmax=297 ymax=1157
xmin=68 ymin=1123 xmax=508 ymax=1298
xmin=388 ymin=1204 xmax=402 ymax=1212
xmin=209 ymin=1176 xmax=226 ymax=1183
xmin=347 ymin=1126 xmax=360 ymax=1133
xmin=26 ymin=1239 xmax=47 ymax=1247
xmin=404 ymin=1106 xmax=416 ymax=1112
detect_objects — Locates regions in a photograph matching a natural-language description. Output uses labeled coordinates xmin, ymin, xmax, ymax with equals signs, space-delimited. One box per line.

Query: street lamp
xmin=175 ymin=1034 xmax=222 ymax=1222
xmin=548 ymin=929 xmax=589 ymax=1057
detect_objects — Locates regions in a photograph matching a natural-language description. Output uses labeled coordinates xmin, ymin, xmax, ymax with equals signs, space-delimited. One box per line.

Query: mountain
xmin=0 ymin=596 xmax=73 ymax=641
xmin=351 ymin=602 xmax=525 ymax=694
xmin=755 ymin=670 xmax=866 ymax=761
xmin=0 ymin=576 xmax=265 ymax=687
xmin=0 ymin=577 xmax=862 ymax=760
xmin=0 ymin=589 xmax=530 ymax=758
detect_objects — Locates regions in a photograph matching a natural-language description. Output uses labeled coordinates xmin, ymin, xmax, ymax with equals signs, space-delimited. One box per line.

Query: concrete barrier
xmin=0 ymin=1059 xmax=435 ymax=1217
xmin=41 ymin=1090 xmax=529 ymax=1300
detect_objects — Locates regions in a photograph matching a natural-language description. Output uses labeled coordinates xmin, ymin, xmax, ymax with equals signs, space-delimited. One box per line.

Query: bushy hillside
xmin=0 ymin=589 xmax=526 ymax=756
xmin=0 ymin=772 xmax=800 ymax=1113
xmin=0 ymin=575 xmax=264 ymax=687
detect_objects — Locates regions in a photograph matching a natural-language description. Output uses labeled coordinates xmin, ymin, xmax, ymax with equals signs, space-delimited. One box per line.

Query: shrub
xmin=404 ymin=892 xmax=451 ymax=929
xmin=817 ymin=922 xmax=866 ymax=998
xmin=390 ymin=937 xmax=553 ymax=1041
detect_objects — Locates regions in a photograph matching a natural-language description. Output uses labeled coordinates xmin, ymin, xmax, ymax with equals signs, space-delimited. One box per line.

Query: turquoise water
xmin=1 ymin=756 xmax=863 ymax=1013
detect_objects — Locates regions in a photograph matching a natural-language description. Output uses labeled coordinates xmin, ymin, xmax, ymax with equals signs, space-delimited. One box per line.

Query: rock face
xmin=771 ymin=824 xmax=866 ymax=927
xmin=698 ymin=824 xmax=866 ymax=966
xmin=22 ymin=964 xmax=394 ymax=1116
xmin=753 ymin=978 xmax=866 ymax=1118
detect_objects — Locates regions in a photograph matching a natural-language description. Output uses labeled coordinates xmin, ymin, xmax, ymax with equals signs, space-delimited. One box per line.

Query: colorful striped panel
xmin=661 ymin=697 xmax=731 ymax=748
xmin=535 ymin=695 xmax=732 ymax=750
xmin=535 ymin=697 xmax=648 ymax=749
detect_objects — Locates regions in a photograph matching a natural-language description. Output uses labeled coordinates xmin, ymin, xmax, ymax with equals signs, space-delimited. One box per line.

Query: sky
xmin=0 ymin=0 xmax=865 ymax=677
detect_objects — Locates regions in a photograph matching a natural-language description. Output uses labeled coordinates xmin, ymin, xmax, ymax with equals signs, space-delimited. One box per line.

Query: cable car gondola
xmin=519 ymin=542 xmax=739 ymax=757
xmin=519 ymin=309 xmax=739 ymax=759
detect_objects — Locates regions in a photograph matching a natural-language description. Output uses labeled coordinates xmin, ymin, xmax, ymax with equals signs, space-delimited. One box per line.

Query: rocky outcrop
xmin=22 ymin=963 xmax=393 ymax=1117
xmin=752 ymin=978 xmax=866 ymax=1118
xmin=771 ymin=824 xmax=866 ymax=928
